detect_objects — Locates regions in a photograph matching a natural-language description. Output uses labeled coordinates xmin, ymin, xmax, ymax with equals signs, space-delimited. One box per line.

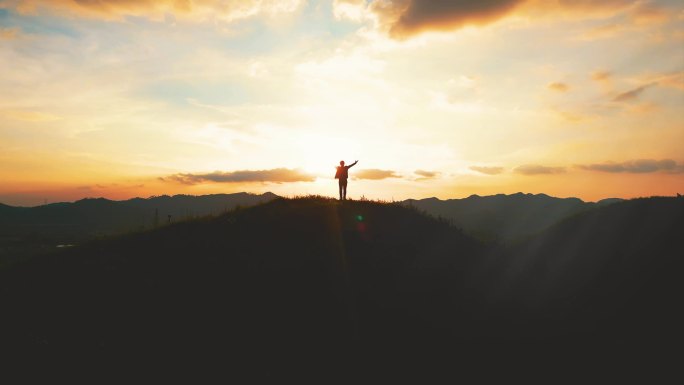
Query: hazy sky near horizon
xmin=1 ymin=0 xmax=683 ymax=206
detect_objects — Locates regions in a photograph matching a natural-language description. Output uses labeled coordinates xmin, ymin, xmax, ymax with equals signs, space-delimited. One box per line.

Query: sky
xmin=0 ymin=0 xmax=683 ymax=206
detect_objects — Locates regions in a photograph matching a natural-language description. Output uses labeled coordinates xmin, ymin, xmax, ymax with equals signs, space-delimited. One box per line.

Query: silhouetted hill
xmin=491 ymin=197 xmax=684 ymax=343
xmin=403 ymin=192 xmax=622 ymax=241
xmin=0 ymin=192 xmax=277 ymax=265
xmin=0 ymin=197 xmax=487 ymax=376
xmin=0 ymin=196 xmax=680 ymax=377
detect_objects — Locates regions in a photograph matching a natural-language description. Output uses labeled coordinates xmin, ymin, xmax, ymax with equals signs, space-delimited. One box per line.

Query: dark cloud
xmin=470 ymin=166 xmax=504 ymax=175
xmin=368 ymin=0 xmax=634 ymax=39
xmin=547 ymin=82 xmax=569 ymax=92
xmin=373 ymin=0 xmax=523 ymax=38
xmin=577 ymin=159 xmax=684 ymax=174
xmin=354 ymin=169 xmax=401 ymax=180
xmin=613 ymin=83 xmax=655 ymax=102
xmin=161 ymin=168 xmax=315 ymax=185
xmin=414 ymin=169 xmax=440 ymax=179
xmin=514 ymin=165 xmax=566 ymax=175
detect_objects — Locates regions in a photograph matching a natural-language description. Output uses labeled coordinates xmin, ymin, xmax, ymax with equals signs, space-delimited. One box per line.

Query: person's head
xmin=340 ymin=160 xmax=345 ymax=166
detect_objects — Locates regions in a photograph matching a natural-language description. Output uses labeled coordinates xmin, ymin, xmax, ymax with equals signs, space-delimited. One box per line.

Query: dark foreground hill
xmin=0 ymin=196 xmax=682 ymax=378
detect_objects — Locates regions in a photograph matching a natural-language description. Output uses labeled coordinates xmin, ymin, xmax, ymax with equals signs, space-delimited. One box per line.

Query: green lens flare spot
xmin=356 ymin=215 xmax=364 ymax=221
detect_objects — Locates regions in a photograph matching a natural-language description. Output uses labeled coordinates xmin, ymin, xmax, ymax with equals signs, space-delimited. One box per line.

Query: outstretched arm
xmin=349 ymin=160 xmax=358 ymax=168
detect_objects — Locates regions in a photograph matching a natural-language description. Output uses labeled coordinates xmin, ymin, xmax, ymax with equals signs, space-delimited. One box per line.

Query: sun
xmin=295 ymin=134 xmax=357 ymax=178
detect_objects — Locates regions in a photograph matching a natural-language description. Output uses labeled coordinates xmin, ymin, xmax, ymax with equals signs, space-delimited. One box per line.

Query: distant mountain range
xmin=0 ymin=196 xmax=681 ymax=376
xmin=404 ymin=192 xmax=622 ymax=241
xmin=0 ymin=191 xmax=634 ymax=264
xmin=0 ymin=192 xmax=278 ymax=264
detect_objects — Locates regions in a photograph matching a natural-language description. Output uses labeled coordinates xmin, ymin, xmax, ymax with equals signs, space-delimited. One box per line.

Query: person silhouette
xmin=335 ymin=160 xmax=358 ymax=201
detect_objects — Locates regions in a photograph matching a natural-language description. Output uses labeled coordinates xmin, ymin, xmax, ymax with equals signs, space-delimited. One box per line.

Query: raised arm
xmin=348 ymin=160 xmax=358 ymax=168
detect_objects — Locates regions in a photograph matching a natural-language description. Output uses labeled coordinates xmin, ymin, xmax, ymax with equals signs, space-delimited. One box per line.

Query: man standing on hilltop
xmin=335 ymin=160 xmax=358 ymax=201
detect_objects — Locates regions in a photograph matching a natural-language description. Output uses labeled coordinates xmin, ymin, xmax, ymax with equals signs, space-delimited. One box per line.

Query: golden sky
xmin=1 ymin=0 xmax=683 ymax=206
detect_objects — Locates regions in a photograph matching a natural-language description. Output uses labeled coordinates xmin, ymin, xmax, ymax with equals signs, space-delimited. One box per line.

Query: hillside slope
xmin=495 ymin=197 xmax=684 ymax=342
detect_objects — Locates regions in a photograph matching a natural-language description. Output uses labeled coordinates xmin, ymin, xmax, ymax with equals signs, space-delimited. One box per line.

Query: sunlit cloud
xmin=612 ymin=83 xmax=656 ymax=102
xmin=333 ymin=0 xmax=367 ymax=22
xmin=354 ymin=169 xmax=401 ymax=180
xmin=579 ymin=23 xmax=626 ymax=40
xmin=0 ymin=109 xmax=62 ymax=122
xmin=1 ymin=0 xmax=304 ymax=22
xmin=514 ymin=165 xmax=566 ymax=175
xmin=470 ymin=166 xmax=504 ymax=175
xmin=161 ymin=168 xmax=316 ymax=185
xmin=0 ymin=27 xmax=18 ymax=39
xmin=592 ymin=70 xmax=612 ymax=82
xmin=577 ymin=159 xmax=684 ymax=174
xmin=547 ymin=82 xmax=569 ymax=92
xmin=630 ymin=1 xmax=669 ymax=24
xmin=414 ymin=169 xmax=440 ymax=180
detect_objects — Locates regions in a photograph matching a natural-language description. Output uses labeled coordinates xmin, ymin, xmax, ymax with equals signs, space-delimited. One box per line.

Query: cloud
xmin=648 ymin=72 xmax=684 ymax=90
xmin=333 ymin=0 xmax=367 ymax=22
xmin=1 ymin=0 xmax=303 ymax=22
xmin=577 ymin=159 xmax=684 ymax=174
xmin=0 ymin=28 xmax=18 ymax=39
xmin=470 ymin=166 xmax=504 ymax=175
xmin=414 ymin=169 xmax=440 ymax=180
xmin=354 ymin=169 xmax=401 ymax=180
xmin=579 ymin=23 xmax=626 ymax=40
xmin=370 ymin=0 xmax=524 ymax=38
xmin=0 ymin=109 xmax=62 ymax=122
xmin=352 ymin=0 xmax=635 ymax=39
xmin=161 ymin=168 xmax=315 ymax=185
xmin=514 ymin=164 xmax=566 ymax=175
xmin=592 ymin=70 xmax=612 ymax=82
xmin=547 ymin=82 xmax=569 ymax=92
xmin=630 ymin=2 xmax=669 ymax=24
xmin=612 ymin=83 xmax=655 ymax=102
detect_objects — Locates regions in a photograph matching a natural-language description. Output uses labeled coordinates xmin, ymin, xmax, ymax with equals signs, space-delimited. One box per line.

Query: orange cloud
xmin=630 ymin=2 xmax=669 ymax=24
xmin=414 ymin=169 xmax=440 ymax=180
xmin=0 ymin=27 xmax=18 ymax=39
xmin=547 ymin=82 xmax=569 ymax=92
xmin=1 ymin=0 xmax=303 ymax=22
xmin=514 ymin=164 xmax=566 ymax=175
xmin=354 ymin=169 xmax=401 ymax=180
xmin=592 ymin=70 xmax=612 ymax=82
xmin=161 ymin=168 xmax=315 ymax=185
xmin=612 ymin=83 xmax=656 ymax=102
xmin=0 ymin=109 xmax=61 ymax=122
xmin=578 ymin=159 xmax=684 ymax=174
xmin=470 ymin=166 xmax=504 ymax=175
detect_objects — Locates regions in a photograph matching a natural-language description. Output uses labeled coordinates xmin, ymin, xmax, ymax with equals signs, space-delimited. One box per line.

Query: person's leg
xmin=339 ymin=180 xmax=343 ymax=200
xmin=342 ymin=180 xmax=347 ymax=200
